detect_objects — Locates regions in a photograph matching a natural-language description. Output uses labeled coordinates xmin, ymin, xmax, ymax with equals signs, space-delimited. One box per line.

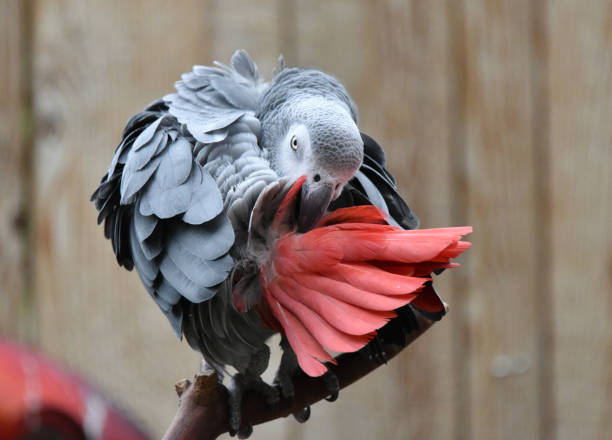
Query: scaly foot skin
xmin=249 ymin=375 xmax=281 ymax=406
xmin=227 ymin=346 xmax=279 ymax=438
xmin=275 ymin=360 xmax=297 ymax=400
xmin=228 ymin=373 xmax=280 ymax=437
xmin=275 ymin=336 xmax=299 ymax=399
xmin=227 ymin=374 xmax=246 ymax=437
xmin=274 ymin=337 xmax=313 ymax=423
xmin=364 ymin=335 xmax=388 ymax=365
xmin=276 ymin=369 xmax=295 ymax=400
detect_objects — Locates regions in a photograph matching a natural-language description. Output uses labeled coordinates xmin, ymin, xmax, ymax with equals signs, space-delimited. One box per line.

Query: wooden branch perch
xmin=162 ymin=311 xmax=435 ymax=440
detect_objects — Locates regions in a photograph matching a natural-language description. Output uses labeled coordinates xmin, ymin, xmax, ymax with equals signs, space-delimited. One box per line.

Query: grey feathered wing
xmin=92 ymin=51 xmax=270 ymax=338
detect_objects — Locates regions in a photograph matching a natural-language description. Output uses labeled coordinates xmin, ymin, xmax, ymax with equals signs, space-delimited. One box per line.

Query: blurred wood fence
xmin=1 ymin=1 xmax=610 ymax=439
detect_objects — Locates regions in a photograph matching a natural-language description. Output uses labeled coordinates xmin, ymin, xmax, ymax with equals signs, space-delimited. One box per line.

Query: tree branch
xmin=162 ymin=311 xmax=435 ymax=440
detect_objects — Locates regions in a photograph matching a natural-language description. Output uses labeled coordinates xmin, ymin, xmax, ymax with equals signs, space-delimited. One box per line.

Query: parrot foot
xmin=293 ymin=405 xmax=311 ymax=423
xmin=275 ymin=366 xmax=296 ymax=399
xmin=228 ymin=373 xmax=280 ymax=437
xmin=275 ymin=336 xmax=299 ymax=399
xmin=249 ymin=376 xmax=280 ymax=405
xmin=323 ymin=369 xmax=340 ymax=402
xmin=228 ymin=376 xmax=246 ymax=436
xmin=369 ymin=335 xmax=388 ymax=364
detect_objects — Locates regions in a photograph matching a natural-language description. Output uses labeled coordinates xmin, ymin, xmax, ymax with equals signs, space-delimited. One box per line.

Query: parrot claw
xmin=325 ymin=392 xmax=338 ymax=402
xmin=323 ymin=370 xmax=340 ymax=402
xmin=237 ymin=423 xmax=253 ymax=439
xmin=293 ymin=405 xmax=311 ymax=423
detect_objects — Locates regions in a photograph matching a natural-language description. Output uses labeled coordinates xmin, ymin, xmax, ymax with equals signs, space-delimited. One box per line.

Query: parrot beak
xmin=298 ymin=180 xmax=334 ymax=232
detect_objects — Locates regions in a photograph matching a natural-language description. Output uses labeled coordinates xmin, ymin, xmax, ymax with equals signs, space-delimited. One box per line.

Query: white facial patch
xmin=279 ymin=123 xmax=312 ymax=179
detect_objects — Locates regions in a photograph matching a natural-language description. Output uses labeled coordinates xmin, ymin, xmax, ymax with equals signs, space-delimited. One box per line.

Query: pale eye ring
xmin=290 ymin=135 xmax=298 ymax=151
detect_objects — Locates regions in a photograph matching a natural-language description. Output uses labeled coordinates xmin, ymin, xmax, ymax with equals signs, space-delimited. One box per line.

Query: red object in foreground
xmin=0 ymin=340 xmax=148 ymax=440
xmin=261 ymin=179 xmax=472 ymax=376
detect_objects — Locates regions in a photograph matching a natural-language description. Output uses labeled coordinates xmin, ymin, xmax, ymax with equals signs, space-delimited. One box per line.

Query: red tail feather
xmin=292 ymin=273 xmax=412 ymax=312
xmin=279 ymin=277 xmax=395 ymax=334
xmin=269 ymin=281 xmax=368 ymax=353
xmin=260 ymin=180 xmax=472 ymax=376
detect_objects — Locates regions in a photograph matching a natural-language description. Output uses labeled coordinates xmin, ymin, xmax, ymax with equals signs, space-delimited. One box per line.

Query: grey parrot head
xmin=259 ymin=69 xmax=364 ymax=231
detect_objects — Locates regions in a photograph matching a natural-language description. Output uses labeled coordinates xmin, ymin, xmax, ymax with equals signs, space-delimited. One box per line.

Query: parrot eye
xmin=290 ymin=135 xmax=298 ymax=151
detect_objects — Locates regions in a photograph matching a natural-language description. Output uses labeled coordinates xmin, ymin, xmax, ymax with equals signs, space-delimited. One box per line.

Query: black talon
xmin=293 ymin=405 xmax=311 ymax=423
xmin=237 ymin=424 xmax=253 ymax=439
xmin=325 ymin=391 xmax=339 ymax=402
xmin=323 ymin=370 xmax=340 ymax=402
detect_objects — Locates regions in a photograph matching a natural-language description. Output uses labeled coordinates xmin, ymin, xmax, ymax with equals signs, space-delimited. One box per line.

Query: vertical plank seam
xmin=18 ymin=0 xmax=37 ymax=345
xmin=530 ymin=1 xmax=555 ymax=439
xmin=278 ymin=0 xmax=297 ymax=64
xmin=446 ymin=1 xmax=471 ymax=440
xmin=202 ymin=0 xmax=215 ymax=62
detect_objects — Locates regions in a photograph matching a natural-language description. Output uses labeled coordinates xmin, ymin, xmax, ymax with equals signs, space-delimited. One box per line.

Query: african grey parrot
xmin=92 ymin=50 xmax=469 ymax=436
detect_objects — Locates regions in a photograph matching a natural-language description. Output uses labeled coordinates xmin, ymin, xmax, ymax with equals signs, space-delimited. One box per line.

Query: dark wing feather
xmin=91 ymin=104 xmax=164 ymax=270
xmin=330 ymin=132 xmax=419 ymax=230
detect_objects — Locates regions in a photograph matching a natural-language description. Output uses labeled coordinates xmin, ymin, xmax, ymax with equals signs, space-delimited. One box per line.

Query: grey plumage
xmin=92 ymin=50 xmax=419 ymax=398
xmin=159 ymin=254 xmax=217 ymax=303
xmin=183 ymin=170 xmax=223 ymax=224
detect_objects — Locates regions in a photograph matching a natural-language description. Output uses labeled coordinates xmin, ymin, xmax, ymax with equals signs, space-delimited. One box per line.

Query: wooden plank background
xmin=1 ymin=1 xmax=610 ymax=439
xmin=0 ymin=0 xmax=24 ymax=339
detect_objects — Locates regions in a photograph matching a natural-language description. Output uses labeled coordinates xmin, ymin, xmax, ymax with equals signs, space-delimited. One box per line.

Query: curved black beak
xmin=298 ymin=181 xmax=334 ymax=232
